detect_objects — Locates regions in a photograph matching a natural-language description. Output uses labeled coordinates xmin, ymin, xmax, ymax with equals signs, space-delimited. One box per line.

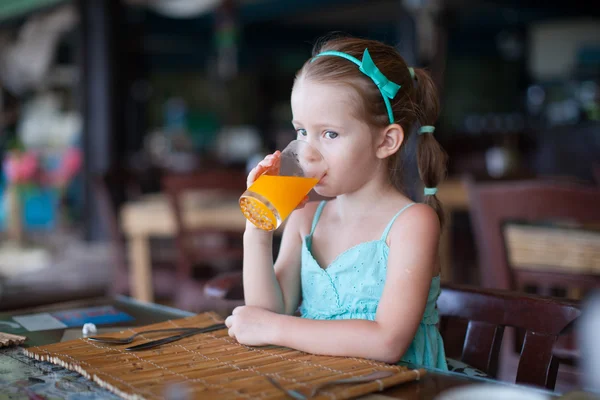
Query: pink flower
xmin=2 ymin=151 xmax=38 ymax=184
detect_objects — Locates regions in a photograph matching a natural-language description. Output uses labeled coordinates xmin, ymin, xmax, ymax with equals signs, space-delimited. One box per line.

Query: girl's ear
xmin=375 ymin=124 xmax=404 ymax=159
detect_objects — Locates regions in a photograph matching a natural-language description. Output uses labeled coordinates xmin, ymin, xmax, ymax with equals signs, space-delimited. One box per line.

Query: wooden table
xmin=0 ymin=237 xmax=113 ymax=311
xmin=371 ymin=370 xmax=559 ymax=399
xmin=120 ymin=191 xmax=247 ymax=302
xmin=120 ymin=180 xmax=470 ymax=302
xmin=0 ymin=296 xmax=194 ymax=399
xmin=0 ymin=297 xmax=559 ymax=399
xmin=0 ymin=296 xmax=194 ymax=348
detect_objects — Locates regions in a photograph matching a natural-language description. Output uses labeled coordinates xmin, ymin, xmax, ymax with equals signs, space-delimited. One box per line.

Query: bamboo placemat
xmin=0 ymin=332 xmax=26 ymax=347
xmin=23 ymin=312 xmax=424 ymax=400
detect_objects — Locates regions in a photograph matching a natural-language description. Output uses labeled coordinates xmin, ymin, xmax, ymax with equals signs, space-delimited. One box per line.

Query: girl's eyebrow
xmin=291 ymin=120 xmax=344 ymax=130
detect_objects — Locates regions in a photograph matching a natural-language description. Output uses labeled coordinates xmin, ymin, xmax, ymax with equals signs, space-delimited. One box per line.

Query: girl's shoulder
xmin=386 ymin=202 xmax=440 ymax=240
xmin=286 ymin=200 xmax=327 ymax=237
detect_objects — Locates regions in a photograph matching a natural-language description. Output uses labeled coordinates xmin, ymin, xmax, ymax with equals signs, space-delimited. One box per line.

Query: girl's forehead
xmin=291 ymin=80 xmax=360 ymax=122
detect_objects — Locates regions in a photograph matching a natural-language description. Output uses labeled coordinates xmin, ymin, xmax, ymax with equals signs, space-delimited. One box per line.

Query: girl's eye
xmin=325 ymin=131 xmax=339 ymax=139
xmin=296 ymin=129 xmax=307 ymax=137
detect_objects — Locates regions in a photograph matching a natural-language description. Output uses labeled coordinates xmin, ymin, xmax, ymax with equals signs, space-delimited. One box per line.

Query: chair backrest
xmin=466 ymin=179 xmax=600 ymax=293
xmin=438 ymin=283 xmax=580 ymax=390
xmin=161 ymin=169 xmax=247 ymax=280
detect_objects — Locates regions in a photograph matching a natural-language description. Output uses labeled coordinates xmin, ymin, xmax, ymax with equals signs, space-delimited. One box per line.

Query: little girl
xmin=225 ymin=35 xmax=448 ymax=370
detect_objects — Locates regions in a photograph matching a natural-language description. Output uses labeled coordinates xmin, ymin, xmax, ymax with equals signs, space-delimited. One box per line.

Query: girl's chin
xmin=313 ymin=185 xmax=336 ymax=198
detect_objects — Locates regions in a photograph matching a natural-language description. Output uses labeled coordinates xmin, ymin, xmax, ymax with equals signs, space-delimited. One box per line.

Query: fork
xmin=125 ymin=323 xmax=227 ymax=351
xmin=87 ymin=327 xmax=201 ymax=344
xmin=266 ymin=370 xmax=395 ymax=399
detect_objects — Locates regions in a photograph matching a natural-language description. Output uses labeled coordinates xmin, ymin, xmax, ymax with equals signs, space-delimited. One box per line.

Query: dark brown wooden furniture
xmin=466 ymin=179 xmax=600 ymax=294
xmin=465 ymin=179 xmax=599 ymax=389
xmin=161 ymin=169 xmax=247 ymax=308
xmin=203 ymin=270 xmax=244 ymax=300
xmin=438 ymin=283 xmax=580 ymax=390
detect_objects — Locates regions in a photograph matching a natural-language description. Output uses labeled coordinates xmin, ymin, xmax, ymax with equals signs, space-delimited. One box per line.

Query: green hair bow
xmin=313 ymin=48 xmax=401 ymax=124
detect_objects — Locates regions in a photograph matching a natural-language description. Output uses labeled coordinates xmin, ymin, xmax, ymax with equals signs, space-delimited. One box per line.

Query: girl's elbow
xmin=377 ymin=337 xmax=409 ymax=364
xmin=377 ymin=349 xmax=404 ymax=364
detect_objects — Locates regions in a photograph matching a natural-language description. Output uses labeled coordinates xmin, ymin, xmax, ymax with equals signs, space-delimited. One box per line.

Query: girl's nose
xmin=297 ymin=143 xmax=327 ymax=179
xmin=300 ymin=144 xmax=321 ymax=163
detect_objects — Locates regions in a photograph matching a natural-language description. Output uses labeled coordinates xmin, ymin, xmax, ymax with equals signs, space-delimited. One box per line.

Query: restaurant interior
xmin=0 ymin=0 xmax=598 ymax=398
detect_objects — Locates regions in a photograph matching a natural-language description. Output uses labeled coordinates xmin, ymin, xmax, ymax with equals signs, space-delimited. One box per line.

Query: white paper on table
xmin=12 ymin=313 xmax=67 ymax=331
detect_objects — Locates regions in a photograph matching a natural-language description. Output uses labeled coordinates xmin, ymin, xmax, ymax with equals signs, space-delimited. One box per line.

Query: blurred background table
xmin=120 ymin=190 xmax=245 ymax=302
xmin=119 ymin=179 xmax=470 ymax=302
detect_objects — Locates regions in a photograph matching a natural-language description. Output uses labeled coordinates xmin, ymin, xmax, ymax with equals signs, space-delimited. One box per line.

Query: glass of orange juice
xmin=239 ymin=140 xmax=327 ymax=231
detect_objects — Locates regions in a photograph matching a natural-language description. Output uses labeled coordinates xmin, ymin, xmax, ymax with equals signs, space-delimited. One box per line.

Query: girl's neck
xmin=333 ymin=168 xmax=401 ymax=220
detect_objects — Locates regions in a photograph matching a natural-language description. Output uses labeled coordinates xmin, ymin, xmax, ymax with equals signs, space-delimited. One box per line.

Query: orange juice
xmin=240 ymin=175 xmax=319 ymax=230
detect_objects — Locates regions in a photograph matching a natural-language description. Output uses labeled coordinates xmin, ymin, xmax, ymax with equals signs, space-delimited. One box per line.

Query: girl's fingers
xmin=246 ymin=152 xmax=281 ymax=187
xmin=247 ymin=163 xmax=270 ymax=186
xmin=247 ymin=165 xmax=266 ymax=187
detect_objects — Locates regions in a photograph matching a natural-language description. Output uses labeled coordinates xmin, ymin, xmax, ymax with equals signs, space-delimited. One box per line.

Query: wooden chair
xmin=438 ymin=283 xmax=580 ymax=390
xmin=466 ymin=179 xmax=600 ymax=294
xmin=466 ymin=179 xmax=599 ymax=385
xmin=201 ymin=217 xmax=288 ymax=312
xmin=204 ymin=270 xmax=244 ymax=300
xmin=93 ymin=167 xmax=177 ymax=298
xmin=161 ymin=169 xmax=247 ymax=308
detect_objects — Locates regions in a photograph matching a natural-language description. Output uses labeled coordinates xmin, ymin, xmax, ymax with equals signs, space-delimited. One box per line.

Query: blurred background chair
xmin=93 ymin=166 xmax=178 ymax=300
xmin=465 ymin=179 xmax=600 ymax=295
xmin=438 ymin=283 xmax=580 ymax=390
xmin=465 ymin=178 xmax=600 ymax=390
xmin=161 ymin=169 xmax=247 ymax=312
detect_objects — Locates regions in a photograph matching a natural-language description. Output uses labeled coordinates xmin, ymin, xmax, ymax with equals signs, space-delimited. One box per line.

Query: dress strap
xmin=380 ymin=203 xmax=416 ymax=241
xmin=310 ymin=201 xmax=327 ymax=235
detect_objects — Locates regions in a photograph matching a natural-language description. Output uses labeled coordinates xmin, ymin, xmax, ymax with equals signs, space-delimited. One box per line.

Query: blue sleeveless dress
xmin=299 ymin=201 xmax=448 ymax=369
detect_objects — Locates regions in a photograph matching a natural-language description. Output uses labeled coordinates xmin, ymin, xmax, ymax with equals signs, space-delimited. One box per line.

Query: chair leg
xmin=546 ymin=356 xmax=559 ymax=390
xmin=204 ymin=271 xmax=244 ymax=301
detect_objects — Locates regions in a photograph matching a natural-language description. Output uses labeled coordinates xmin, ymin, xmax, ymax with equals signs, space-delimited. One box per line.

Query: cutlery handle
xmin=88 ymin=327 xmax=199 ymax=343
xmin=125 ymin=323 xmax=226 ymax=351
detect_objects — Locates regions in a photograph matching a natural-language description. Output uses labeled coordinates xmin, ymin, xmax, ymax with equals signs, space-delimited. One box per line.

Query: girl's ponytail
xmin=412 ymin=68 xmax=448 ymax=228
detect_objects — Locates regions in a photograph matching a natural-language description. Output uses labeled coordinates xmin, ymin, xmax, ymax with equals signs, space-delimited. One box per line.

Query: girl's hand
xmin=246 ymin=151 xmax=281 ymax=188
xmin=225 ymin=306 xmax=279 ymax=346
xmin=246 ymin=151 xmax=309 ymax=209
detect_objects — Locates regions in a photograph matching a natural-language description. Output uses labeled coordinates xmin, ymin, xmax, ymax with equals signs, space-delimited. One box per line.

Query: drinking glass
xmin=240 ymin=140 xmax=327 ymax=231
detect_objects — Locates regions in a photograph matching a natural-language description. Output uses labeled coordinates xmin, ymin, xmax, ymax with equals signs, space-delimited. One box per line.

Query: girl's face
xmin=291 ymin=78 xmax=384 ymax=198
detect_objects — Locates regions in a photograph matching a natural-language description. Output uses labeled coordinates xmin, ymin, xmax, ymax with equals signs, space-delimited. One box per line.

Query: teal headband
xmin=312 ymin=49 xmax=401 ymax=124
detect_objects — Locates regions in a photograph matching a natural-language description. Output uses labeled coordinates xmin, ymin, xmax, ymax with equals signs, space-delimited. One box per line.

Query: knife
xmin=125 ymin=323 xmax=226 ymax=351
